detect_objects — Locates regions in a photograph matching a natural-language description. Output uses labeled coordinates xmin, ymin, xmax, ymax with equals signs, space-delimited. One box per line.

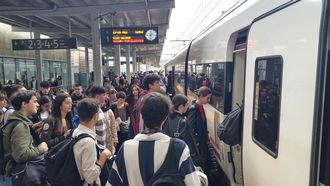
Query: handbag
xmin=11 ymin=155 xmax=47 ymax=186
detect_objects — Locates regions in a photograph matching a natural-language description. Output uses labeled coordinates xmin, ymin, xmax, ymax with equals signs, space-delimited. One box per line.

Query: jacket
xmin=3 ymin=111 xmax=46 ymax=175
xmin=163 ymin=111 xmax=186 ymax=138
xmin=103 ymin=108 xmax=118 ymax=153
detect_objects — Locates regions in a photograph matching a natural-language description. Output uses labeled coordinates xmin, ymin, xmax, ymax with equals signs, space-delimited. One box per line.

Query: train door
xmin=243 ymin=1 xmax=323 ymax=185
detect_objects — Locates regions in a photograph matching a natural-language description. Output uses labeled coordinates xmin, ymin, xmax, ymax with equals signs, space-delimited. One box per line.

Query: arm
xmin=40 ymin=118 xmax=65 ymax=148
xmin=179 ymin=145 xmax=201 ymax=186
xmin=11 ymin=124 xmax=46 ymax=163
xmin=109 ymin=109 xmax=118 ymax=144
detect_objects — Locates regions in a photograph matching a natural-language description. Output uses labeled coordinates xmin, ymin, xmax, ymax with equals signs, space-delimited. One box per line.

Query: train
xmin=164 ymin=0 xmax=330 ymax=185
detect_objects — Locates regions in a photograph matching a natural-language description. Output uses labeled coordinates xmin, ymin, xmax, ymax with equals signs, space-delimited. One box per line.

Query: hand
xmin=32 ymin=121 xmax=43 ymax=131
xmin=63 ymin=129 xmax=71 ymax=138
xmin=38 ymin=142 xmax=48 ymax=152
xmin=98 ymin=149 xmax=112 ymax=168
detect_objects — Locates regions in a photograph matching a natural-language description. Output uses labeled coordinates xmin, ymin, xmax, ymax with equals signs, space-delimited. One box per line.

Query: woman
xmin=163 ymin=94 xmax=190 ymax=139
xmin=111 ymin=91 xmax=130 ymax=152
xmin=40 ymin=93 xmax=73 ymax=148
xmin=126 ymin=84 xmax=140 ymax=114
xmin=0 ymin=93 xmax=7 ymax=125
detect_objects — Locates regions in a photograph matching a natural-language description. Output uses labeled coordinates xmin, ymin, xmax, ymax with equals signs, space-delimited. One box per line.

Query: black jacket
xmin=163 ymin=111 xmax=186 ymax=138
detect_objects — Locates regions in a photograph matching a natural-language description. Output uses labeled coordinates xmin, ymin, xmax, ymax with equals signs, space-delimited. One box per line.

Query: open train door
xmin=242 ymin=1 xmax=323 ymax=185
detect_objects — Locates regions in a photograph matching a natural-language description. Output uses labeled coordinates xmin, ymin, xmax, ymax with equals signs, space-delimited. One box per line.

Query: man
xmin=71 ymin=84 xmax=87 ymax=115
xmin=3 ymin=91 xmax=48 ymax=182
xmin=187 ymin=86 xmax=212 ymax=176
xmin=30 ymin=76 xmax=37 ymax=91
xmin=107 ymin=92 xmax=202 ymax=186
xmin=38 ymin=81 xmax=55 ymax=102
xmin=132 ymin=73 xmax=161 ymax=136
xmin=90 ymin=86 xmax=118 ymax=153
xmin=73 ymin=98 xmax=112 ymax=186
xmin=3 ymin=84 xmax=27 ymax=124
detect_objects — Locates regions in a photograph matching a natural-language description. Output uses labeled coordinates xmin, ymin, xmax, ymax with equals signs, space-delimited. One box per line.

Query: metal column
xmin=66 ymin=18 xmax=73 ymax=88
xmin=126 ymin=45 xmax=131 ymax=83
xmin=91 ymin=14 xmax=102 ymax=86
xmin=132 ymin=46 xmax=137 ymax=74
xmin=85 ymin=46 xmax=90 ymax=87
xmin=35 ymin=32 xmax=42 ymax=89
xmin=114 ymin=45 xmax=121 ymax=76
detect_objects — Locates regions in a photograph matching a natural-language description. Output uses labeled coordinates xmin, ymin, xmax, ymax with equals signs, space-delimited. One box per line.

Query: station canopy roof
xmin=0 ymin=0 xmax=175 ymax=62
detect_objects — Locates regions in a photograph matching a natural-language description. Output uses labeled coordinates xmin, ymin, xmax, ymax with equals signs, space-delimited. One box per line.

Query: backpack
xmin=217 ymin=105 xmax=243 ymax=145
xmin=0 ymin=120 xmax=20 ymax=176
xmin=45 ymin=133 xmax=93 ymax=186
xmin=147 ymin=138 xmax=185 ymax=186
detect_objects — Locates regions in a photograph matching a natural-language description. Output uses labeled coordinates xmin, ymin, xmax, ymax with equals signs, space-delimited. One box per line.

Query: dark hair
xmin=119 ymin=78 xmax=125 ymax=85
xmin=172 ymin=94 xmax=188 ymax=110
xmin=129 ymin=84 xmax=140 ymax=96
xmin=0 ymin=93 xmax=6 ymax=101
xmin=74 ymin=84 xmax=82 ymax=88
xmin=77 ymin=98 xmax=99 ymax=123
xmin=4 ymin=84 xmax=24 ymax=99
xmin=142 ymin=74 xmax=160 ymax=90
xmin=40 ymin=81 xmax=50 ymax=88
xmin=38 ymin=96 xmax=51 ymax=105
xmin=141 ymin=92 xmax=169 ymax=129
xmin=11 ymin=90 xmax=37 ymax=111
xmin=51 ymin=93 xmax=72 ymax=122
xmin=116 ymin=91 xmax=126 ymax=99
xmin=90 ymin=86 xmax=106 ymax=98
xmin=198 ymin=86 xmax=212 ymax=97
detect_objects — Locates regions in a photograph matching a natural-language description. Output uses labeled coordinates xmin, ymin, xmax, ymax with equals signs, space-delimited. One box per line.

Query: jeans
xmin=0 ymin=175 xmax=12 ymax=186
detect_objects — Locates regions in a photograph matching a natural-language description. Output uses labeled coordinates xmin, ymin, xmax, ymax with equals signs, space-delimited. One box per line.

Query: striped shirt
xmin=95 ymin=108 xmax=106 ymax=148
xmin=107 ymin=132 xmax=201 ymax=186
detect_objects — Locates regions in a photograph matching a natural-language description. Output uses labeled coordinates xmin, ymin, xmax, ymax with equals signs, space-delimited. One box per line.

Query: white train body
xmin=164 ymin=0 xmax=330 ymax=185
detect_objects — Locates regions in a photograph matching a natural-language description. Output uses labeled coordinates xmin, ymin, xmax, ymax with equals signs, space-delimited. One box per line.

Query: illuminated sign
xmin=101 ymin=27 xmax=159 ymax=45
xmin=12 ymin=38 xmax=77 ymax=50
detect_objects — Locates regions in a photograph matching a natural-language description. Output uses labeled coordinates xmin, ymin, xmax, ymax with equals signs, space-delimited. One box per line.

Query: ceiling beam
xmin=12 ymin=26 xmax=90 ymax=34
xmin=0 ymin=1 xmax=175 ymax=16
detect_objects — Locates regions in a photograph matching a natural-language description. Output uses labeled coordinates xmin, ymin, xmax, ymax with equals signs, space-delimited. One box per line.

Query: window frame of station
xmin=252 ymin=55 xmax=283 ymax=158
xmin=185 ymin=62 xmax=232 ymax=114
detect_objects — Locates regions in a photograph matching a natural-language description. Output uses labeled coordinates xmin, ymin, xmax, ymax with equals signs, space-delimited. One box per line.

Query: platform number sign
xmin=12 ymin=38 xmax=77 ymax=50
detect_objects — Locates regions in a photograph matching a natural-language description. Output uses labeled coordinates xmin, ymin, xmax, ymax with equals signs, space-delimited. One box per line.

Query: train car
xmin=164 ymin=0 xmax=330 ymax=185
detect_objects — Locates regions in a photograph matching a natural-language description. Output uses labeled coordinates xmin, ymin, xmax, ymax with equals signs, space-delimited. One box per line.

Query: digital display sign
xmin=12 ymin=38 xmax=77 ymax=50
xmin=101 ymin=27 xmax=159 ymax=45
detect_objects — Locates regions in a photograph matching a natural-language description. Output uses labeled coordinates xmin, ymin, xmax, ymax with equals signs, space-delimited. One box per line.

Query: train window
xmin=252 ymin=56 xmax=283 ymax=157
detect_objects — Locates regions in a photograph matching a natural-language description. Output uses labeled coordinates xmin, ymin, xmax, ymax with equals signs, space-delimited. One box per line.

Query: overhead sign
xmin=101 ymin=27 xmax=159 ymax=45
xmin=12 ymin=38 xmax=77 ymax=50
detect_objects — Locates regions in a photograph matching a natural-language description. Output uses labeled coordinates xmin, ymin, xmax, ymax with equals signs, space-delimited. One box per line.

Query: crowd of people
xmin=0 ymin=70 xmax=226 ymax=186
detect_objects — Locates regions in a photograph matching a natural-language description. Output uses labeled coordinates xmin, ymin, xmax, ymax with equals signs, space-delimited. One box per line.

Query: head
xmin=116 ymin=91 xmax=126 ymax=105
xmin=0 ymin=93 xmax=7 ymax=109
xmin=11 ymin=90 xmax=39 ymax=116
xmin=73 ymin=84 xmax=83 ymax=96
xmin=52 ymin=93 xmax=72 ymax=118
xmin=40 ymin=81 xmax=50 ymax=95
xmin=171 ymin=94 xmax=189 ymax=114
xmin=197 ymin=86 xmax=212 ymax=104
xmin=130 ymin=84 xmax=140 ymax=97
xmin=107 ymin=88 xmax=117 ymax=102
xmin=141 ymin=92 xmax=170 ymax=129
xmin=77 ymin=98 xmax=99 ymax=126
xmin=38 ymin=96 xmax=52 ymax=113
xmin=142 ymin=74 xmax=161 ymax=92
xmin=90 ymin=86 xmax=106 ymax=106
xmin=4 ymin=84 xmax=26 ymax=101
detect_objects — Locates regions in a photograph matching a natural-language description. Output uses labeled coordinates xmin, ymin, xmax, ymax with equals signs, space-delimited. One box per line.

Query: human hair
xmin=51 ymin=93 xmax=72 ymax=122
xmin=38 ymin=95 xmax=51 ymax=106
xmin=116 ymin=91 xmax=126 ymax=99
xmin=198 ymin=86 xmax=212 ymax=97
xmin=169 ymin=94 xmax=188 ymax=117
xmin=40 ymin=81 xmax=50 ymax=88
xmin=129 ymin=84 xmax=140 ymax=96
xmin=90 ymin=86 xmax=106 ymax=98
xmin=4 ymin=84 xmax=24 ymax=99
xmin=77 ymin=98 xmax=99 ymax=123
xmin=0 ymin=93 xmax=6 ymax=101
xmin=141 ymin=92 xmax=169 ymax=129
xmin=11 ymin=90 xmax=37 ymax=111
xmin=74 ymin=84 xmax=82 ymax=88
xmin=142 ymin=74 xmax=160 ymax=90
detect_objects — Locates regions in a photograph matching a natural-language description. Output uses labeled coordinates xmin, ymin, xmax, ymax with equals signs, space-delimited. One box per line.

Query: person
xmin=40 ymin=93 xmax=73 ymax=148
xmin=2 ymin=91 xmax=48 ymax=183
xmin=3 ymin=85 xmax=27 ymax=124
xmin=71 ymin=84 xmax=87 ymax=115
xmin=132 ymin=74 xmax=161 ymax=136
xmin=90 ymin=86 xmax=118 ymax=153
xmin=107 ymin=92 xmax=201 ymax=186
xmin=29 ymin=96 xmax=52 ymax=124
xmin=38 ymin=81 xmax=55 ymax=102
xmin=73 ymin=98 xmax=112 ymax=186
xmin=30 ymin=76 xmax=37 ymax=91
xmin=163 ymin=94 xmax=190 ymax=139
xmin=187 ymin=86 xmax=212 ymax=175
xmin=0 ymin=93 xmax=7 ymax=124
xmin=110 ymin=91 xmax=130 ymax=152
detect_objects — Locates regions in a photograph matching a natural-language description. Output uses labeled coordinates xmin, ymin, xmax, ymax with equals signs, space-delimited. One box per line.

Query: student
xmin=187 ymin=86 xmax=212 ymax=175
xmin=3 ymin=91 xmax=48 ymax=184
xmin=107 ymin=92 xmax=201 ymax=186
xmin=73 ymin=98 xmax=112 ymax=186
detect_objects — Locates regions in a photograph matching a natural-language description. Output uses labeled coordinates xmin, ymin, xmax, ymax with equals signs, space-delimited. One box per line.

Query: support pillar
xmin=114 ymin=45 xmax=121 ymax=76
xmin=66 ymin=18 xmax=73 ymax=88
xmin=126 ymin=45 xmax=131 ymax=83
xmin=132 ymin=47 xmax=137 ymax=74
xmin=91 ymin=14 xmax=102 ymax=86
xmin=85 ymin=46 xmax=90 ymax=86
xmin=34 ymin=32 xmax=42 ymax=89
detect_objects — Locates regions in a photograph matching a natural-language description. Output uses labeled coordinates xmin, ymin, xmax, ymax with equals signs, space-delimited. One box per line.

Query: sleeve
xmin=179 ymin=145 xmax=201 ymax=186
xmin=162 ymin=118 xmax=171 ymax=136
xmin=40 ymin=118 xmax=65 ymax=148
xmin=109 ymin=110 xmax=118 ymax=143
xmin=108 ymin=146 xmax=126 ymax=186
xmin=11 ymin=124 xmax=45 ymax=163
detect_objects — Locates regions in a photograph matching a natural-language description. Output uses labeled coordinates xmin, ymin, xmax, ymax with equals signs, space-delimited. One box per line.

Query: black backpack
xmin=147 ymin=138 xmax=185 ymax=186
xmin=217 ymin=105 xmax=243 ymax=145
xmin=45 ymin=133 xmax=93 ymax=186
xmin=0 ymin=120 xmax=20 ymax=176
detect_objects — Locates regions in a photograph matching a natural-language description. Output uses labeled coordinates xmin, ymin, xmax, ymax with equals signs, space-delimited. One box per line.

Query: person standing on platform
xmin=30 ymin=76 xmax=37 ymax=91
xmin=71 ymin=84 xmax=87 ymax=115
xmin=38 ymin=81 xmax=55 ymax=102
